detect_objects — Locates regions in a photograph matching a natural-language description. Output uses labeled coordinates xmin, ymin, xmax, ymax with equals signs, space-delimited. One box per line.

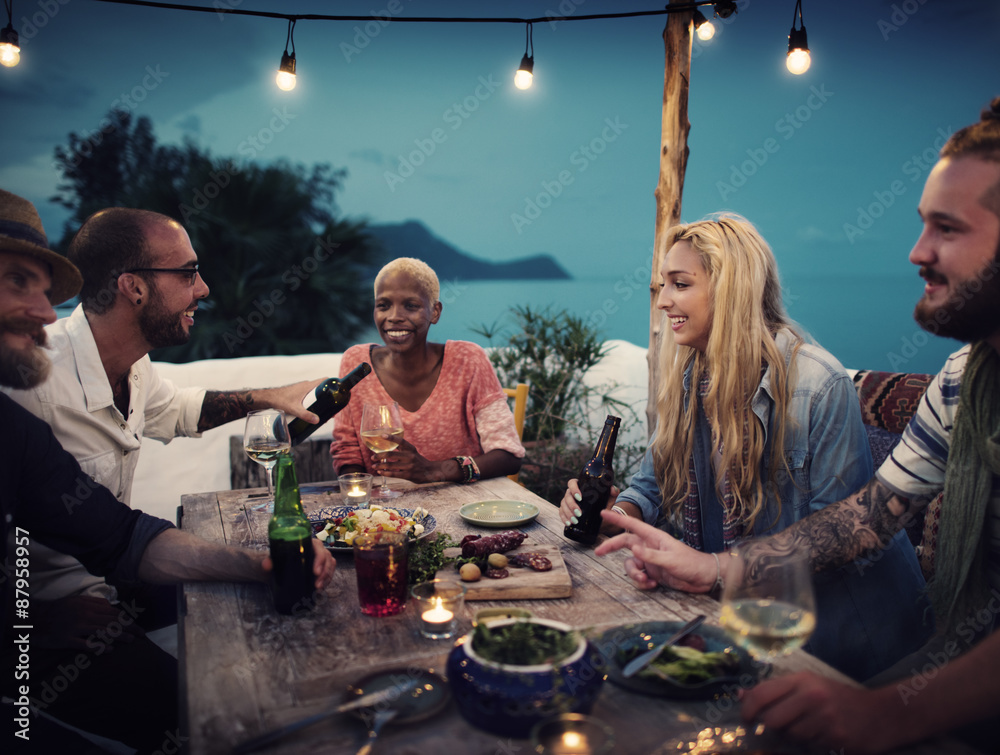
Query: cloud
xmin=349 ymin=148 xmax=387 ymax=167
xmin=0 ymin=68 xmax=96 ymax=107
xmin=175 ymin=114 xmax=202 ymax=136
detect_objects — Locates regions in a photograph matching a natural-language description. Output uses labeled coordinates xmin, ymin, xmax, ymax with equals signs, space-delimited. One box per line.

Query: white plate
xmin=459 ymin=500 xmax=540 ymax=528
xmin=309 ymin=506 xmax=436 ymax=551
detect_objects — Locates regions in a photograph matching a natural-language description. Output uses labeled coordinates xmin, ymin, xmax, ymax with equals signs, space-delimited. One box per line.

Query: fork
xmin=355 ymin=708 xmax=398 ymax=755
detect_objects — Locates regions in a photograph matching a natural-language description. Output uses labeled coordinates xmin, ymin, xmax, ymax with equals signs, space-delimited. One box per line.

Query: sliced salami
xmin=460 ymin=530 xmax=527 ymax=558
xmin=485 ymin=566 xmax=510 ymax=579
xmin=507 ymin=552 xmax=553 ymax=571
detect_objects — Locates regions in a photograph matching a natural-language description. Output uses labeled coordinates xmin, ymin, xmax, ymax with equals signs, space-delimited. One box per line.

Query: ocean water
xmin=356 ymin=274 xmax=959 ymax=376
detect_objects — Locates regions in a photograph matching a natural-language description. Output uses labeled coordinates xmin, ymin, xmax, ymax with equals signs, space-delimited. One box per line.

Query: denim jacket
xmin=618 ymin=330 xmax=930 ymax=680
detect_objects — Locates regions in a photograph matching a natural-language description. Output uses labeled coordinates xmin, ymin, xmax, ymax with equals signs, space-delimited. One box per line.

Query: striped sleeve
xmin=876 ymin=345 xmax=970 ymax=503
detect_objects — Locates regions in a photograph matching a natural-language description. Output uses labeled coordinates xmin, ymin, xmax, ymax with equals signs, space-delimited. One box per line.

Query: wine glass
xmin=243 ymin=409 xmax=291 ymax=513
xmin=360 ymin=401 xmax=404 ymax=500
xmin=719 ymin=548 xmax=816 ymax=662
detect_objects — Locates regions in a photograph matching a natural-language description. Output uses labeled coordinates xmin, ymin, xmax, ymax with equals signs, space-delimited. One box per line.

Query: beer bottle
xmin=268 ymin=454 xmax=316 ymax=614
xmin=287 ymin=362 xmax=372 ymax=445
xmin=564 ymin=414 xmax=621 ymax=545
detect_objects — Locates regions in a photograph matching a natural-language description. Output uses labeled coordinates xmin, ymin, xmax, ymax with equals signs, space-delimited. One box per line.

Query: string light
xmin=786 ymin=0 xmax=811 ymax=75
xmin=1 ymin=1 xmax=19 ymax=68
xmin=514 ymin=22 xmax=533 ymax=90
xmin=10 ymin=1 xmax=816 ymax=87
xmin=693 ymin=10 xmax=715 ymax=42
xmin=713 ymin=1 xmax=738 ymax=20
xmin=276 ymin=18 xmax=297 ymax=91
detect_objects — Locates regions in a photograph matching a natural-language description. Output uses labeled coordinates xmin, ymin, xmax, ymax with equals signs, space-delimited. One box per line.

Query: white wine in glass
xmin=719 ymin=549 xmax=816 ymax=661
xmin=243 ymin=409 xmax=291 ymax=513
xmin=360 ymin=402 xmax=404 ymax=500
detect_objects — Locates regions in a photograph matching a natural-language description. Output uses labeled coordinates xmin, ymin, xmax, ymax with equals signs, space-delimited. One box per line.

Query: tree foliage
xmin=52 ymin=110 xmax=376 ymax=361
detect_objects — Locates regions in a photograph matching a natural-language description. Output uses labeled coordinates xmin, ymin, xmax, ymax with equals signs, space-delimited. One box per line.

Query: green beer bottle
xmin=268 ymin=454 xmax=316 ymax=615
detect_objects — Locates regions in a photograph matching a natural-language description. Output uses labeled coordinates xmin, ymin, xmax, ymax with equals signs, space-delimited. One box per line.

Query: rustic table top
xmin=178 ymin=476 xmax=975 ymax=755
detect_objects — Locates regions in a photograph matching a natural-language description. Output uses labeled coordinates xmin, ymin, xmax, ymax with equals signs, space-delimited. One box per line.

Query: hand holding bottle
xmin=564 ymin=414 xmax=621 ymax=545
xmin=559 ymin=478 xmax=619 ymax=526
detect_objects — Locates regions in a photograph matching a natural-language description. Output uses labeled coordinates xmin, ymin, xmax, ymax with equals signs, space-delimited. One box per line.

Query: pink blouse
xmin=330 ymin=341 xmax=525 ymax=474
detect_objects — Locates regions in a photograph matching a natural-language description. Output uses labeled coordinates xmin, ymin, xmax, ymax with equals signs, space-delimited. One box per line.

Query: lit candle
xmin=347 ymin=487 xmax=367 ymax=501
xmin=421 ymin=596 xmax=453 ymax=625
xmin=551 ymin=731 xmax=591 ymax=755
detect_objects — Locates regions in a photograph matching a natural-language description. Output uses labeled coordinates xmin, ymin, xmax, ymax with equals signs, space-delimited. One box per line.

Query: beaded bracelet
xmin=454 ymin=455 xmax=481 ymax=484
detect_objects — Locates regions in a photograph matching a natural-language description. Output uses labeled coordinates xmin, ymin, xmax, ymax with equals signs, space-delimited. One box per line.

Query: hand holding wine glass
xmin=719 ymin=548 xmax=816 ymax=662
xmin=361 ymin=401 xmax=404 ymax=500
xmin=243 ymin=409 xmax=291 ymax=513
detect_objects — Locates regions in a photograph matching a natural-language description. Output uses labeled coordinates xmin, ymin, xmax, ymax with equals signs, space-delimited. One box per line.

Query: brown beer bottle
xmin=564 ymin=414 xmax=620 ymax=545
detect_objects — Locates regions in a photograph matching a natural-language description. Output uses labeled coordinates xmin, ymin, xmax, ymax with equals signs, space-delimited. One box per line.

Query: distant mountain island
xmin=366 ymin=220 xmax=570 ymax=280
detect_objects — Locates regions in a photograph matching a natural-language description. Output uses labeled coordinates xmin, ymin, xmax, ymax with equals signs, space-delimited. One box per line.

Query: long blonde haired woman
xmin=562 ymin=214 xmax=929 ymax=680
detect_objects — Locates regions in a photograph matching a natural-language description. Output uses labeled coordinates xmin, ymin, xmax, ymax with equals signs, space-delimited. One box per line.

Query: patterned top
xmin=330 ymin=341 xmax=525 ymax=474
xmin=877 ymin=344 xmax=1000 ymax=597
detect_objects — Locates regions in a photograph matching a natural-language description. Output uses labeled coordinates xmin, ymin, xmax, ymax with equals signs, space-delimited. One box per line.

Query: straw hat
xmin=0 ymin=189 xmax=83 ymax=305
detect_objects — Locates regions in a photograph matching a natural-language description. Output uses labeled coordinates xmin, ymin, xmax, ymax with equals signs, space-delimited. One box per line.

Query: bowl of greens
xmin=446 ymin=617 xmax=605 ymax=737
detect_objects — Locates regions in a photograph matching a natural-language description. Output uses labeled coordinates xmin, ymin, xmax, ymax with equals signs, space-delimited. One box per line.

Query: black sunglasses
xmin=125 ymin=265 xmax=200 ymax=281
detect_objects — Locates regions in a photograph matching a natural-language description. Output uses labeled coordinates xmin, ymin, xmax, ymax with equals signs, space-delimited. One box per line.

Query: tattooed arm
xmin=729 ymin=476 xmax=923 ymax=587
xmin=197 ymin=378 xmax=324 ymax=432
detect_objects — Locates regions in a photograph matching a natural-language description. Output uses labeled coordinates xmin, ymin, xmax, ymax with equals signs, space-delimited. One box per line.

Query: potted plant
xmin=446 ymin=617 xmax=605 ymax=737
xmin=474 ymin=305 xmax=647 ymax=504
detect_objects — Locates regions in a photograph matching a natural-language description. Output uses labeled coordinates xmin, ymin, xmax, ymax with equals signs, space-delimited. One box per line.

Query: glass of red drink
xmin=353 ymin=531 xmax=409 ymax=616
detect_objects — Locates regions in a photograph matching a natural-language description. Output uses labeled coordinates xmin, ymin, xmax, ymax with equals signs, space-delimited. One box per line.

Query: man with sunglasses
xmin=3 ymin=207 xmax=324 ymax=649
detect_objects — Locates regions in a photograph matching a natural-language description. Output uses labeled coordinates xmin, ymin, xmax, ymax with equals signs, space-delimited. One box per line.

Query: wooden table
xmin=178 ymin=477 xmax=975 ymax=755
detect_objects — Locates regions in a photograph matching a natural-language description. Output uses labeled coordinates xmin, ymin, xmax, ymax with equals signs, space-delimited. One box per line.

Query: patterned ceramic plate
xmin=308 ymin=506 xmax=437 ymax=552
xmin=595 ymin=621 xmax=763 ymax=700
xmin=459 ymin=500 xmax=539 ymax=528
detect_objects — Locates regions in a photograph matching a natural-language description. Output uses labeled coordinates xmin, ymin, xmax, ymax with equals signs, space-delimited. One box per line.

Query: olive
xmin=459 ymin=563 xmax=482 ymax=582
xmin=487 ymin=553 xmax=508 ymax=569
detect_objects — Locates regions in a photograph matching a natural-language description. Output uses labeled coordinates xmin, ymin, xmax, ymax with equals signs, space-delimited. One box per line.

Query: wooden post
xmin=646 ymin=3 xmax=693 ymax=437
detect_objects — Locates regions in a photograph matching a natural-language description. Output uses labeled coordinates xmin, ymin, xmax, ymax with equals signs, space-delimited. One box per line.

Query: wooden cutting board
xmin=439 ymin=543 xmax=572 ymax=601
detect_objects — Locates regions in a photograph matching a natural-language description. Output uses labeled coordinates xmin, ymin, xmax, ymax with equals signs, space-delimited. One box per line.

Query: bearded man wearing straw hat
xmin=0 ymin=189 xmax=336 ymax=752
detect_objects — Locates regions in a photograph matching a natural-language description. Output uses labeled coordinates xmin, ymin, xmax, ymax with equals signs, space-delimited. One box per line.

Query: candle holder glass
xmin=530 ymin=713 xmax=615 ymax=755
xmin=411 ymin=579 xmax=466 ymax=639
xmin=338 ymin=472 xmax=373 ymax=508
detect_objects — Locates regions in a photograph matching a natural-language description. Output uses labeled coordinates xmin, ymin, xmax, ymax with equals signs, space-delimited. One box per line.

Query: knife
xmin=232 ymin=678 xmax=419 ymax=754
xmin=621 ymin=614 xmax=707 ymax=678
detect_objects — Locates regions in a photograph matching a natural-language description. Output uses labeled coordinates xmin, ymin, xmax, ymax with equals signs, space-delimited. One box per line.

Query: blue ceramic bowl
xmin=446 ymin=618 xmax=606 ymax=738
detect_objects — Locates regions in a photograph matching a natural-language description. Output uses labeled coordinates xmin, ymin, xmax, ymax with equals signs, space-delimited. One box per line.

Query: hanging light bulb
xmin=786 ymin=0 xmax=811 ymax=75
xmin=693 ymin=10 xmax=715 ymax=41
xmin=276 ymin=51 xmax=296 ymax=91
xmin=514 ymin=23 xmax=534 ymax=90
xmin=0 ymin=23 xmax=19 ymax=68
xmin=275 ymin=19 xmax=297 ymax=91
xmin=713 ymin=1 xmax=738 ymax=19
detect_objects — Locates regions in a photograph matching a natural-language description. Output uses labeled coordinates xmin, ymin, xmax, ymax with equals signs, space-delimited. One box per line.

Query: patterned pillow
xmin=853 ymin=370 xmax=934 ymax=434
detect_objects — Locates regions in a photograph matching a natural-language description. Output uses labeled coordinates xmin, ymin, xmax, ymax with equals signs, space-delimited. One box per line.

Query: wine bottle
xmin=564 ymin=414 xmax=621 ymax=546
xmin=268 ymin=454 xmax=316 ymax=615
xmin=287 ymin=361 xmax=372 ymax=446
